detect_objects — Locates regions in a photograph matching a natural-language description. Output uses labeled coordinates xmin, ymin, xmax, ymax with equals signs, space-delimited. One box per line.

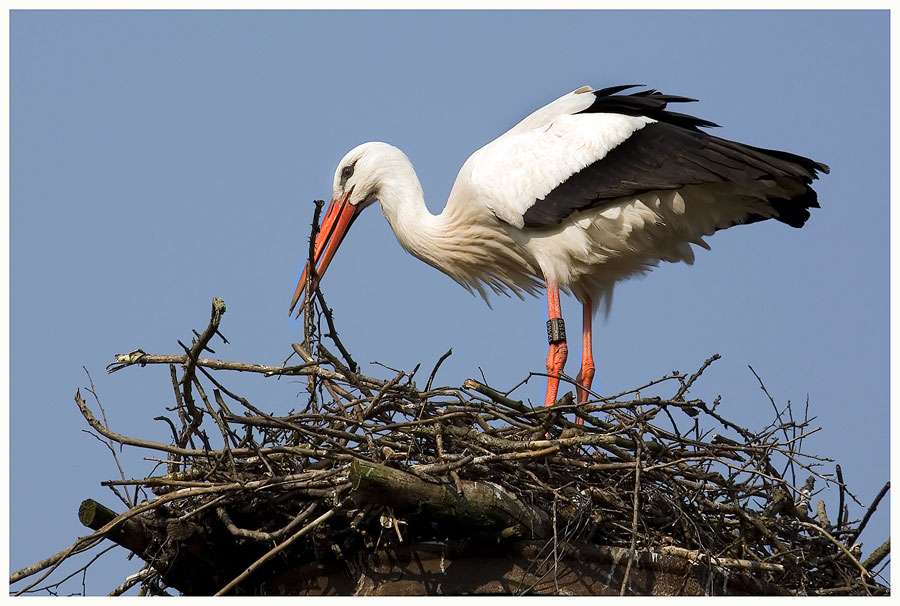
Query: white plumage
xmin=290 ymin=84 xmax=827 ymax=415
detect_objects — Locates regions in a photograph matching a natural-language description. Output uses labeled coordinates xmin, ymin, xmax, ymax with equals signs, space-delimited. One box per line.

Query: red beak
xmin=289 ymin=191 xmax=357 ymax=317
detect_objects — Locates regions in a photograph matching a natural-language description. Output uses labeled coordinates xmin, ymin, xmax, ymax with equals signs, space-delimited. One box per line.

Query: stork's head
xmin=289 ymin=142 xmax=405 ymax=316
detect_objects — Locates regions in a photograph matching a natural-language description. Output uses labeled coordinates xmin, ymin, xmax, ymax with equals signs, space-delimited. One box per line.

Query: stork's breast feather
xmin=467 ymin=113 xmax=654 ymax=229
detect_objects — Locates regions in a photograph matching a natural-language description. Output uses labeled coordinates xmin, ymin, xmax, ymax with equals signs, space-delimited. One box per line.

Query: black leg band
xmin=547 ymin=318 xmax=566 ymax=344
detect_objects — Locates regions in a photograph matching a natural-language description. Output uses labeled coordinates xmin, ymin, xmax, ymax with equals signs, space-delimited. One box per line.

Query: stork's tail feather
xmin=744 ymin=184 xmax=821 ymax=229
xmin=741 ymin=147 xmax=829 ymax=229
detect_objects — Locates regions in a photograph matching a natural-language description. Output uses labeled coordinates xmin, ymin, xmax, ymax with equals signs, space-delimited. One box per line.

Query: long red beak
xmin=289 ymin=191 xmax=357 ymax=317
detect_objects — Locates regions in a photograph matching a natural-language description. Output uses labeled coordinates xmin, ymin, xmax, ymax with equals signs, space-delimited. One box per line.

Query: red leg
xmin=574 ymin=299 xmax=595 ymax=425
xmin=544 ymin=281 xmax=568 ymax=408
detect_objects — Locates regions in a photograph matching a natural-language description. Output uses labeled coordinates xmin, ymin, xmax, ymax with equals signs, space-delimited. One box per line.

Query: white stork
xmin=289 ymin=84 xmax=828 ymax=416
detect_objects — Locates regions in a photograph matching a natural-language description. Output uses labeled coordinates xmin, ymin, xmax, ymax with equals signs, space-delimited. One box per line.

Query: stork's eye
xmin=341 ymin=166 xmax=354 ymax=179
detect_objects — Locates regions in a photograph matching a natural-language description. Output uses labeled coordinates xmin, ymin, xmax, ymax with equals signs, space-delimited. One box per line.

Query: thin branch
xmin=214 ymin=502 xmax=344 ymax=596
xmin=426 ymin=348 xmax=453 ymax=392
xmin=848 ymin=481 xmax=890 ymax=546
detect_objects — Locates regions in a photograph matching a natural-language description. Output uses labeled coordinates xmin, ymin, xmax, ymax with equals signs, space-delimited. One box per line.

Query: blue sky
xmin=9 ymin=10 xmax=890 ymax=594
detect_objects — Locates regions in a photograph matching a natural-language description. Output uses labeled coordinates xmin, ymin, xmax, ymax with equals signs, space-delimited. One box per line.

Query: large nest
xmin=10 ymin=294 xmax=889 ymax=596
xmin=9 ymin=208 xmax=889 ymax=596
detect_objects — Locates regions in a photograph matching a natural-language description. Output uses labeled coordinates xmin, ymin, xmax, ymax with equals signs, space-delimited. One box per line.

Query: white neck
xmin=374 ymin=161 xmax=449 ymax=271
xmin=365 ymin=146 xmax=541 ymax=300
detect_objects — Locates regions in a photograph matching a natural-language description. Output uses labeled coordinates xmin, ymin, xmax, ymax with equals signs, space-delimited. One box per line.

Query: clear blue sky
xmin=9 ymin=10 xmax=890 ymax=594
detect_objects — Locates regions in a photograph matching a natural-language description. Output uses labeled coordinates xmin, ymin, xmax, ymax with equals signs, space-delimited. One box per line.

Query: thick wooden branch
xmin=78 ymin=499 xmax=153 ymax=556
xmin=658 ymin=545 xmax=784 ymax=573
xmin=349 ymin=459 xmax=550 ymax=539
xmin=860 ymin=537 xmax=890 ymax=572
xmin=75 ymin=494 xmax=293 ymax=595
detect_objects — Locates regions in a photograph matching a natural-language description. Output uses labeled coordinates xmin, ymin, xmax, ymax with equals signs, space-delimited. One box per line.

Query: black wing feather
xmin=521 ymin=86 xmax=829 ymax=229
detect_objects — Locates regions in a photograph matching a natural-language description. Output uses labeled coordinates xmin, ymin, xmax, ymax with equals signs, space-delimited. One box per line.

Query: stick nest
xmin=10 ymin=205 xmax=889 ymax=596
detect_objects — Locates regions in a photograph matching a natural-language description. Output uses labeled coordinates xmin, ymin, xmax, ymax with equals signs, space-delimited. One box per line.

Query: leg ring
xmin=547 ymin=318 xmax=566 ymax=344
